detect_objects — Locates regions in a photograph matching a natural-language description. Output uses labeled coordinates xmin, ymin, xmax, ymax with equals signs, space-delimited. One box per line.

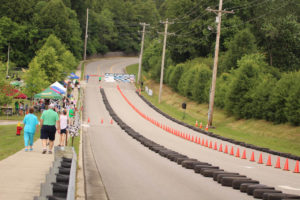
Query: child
xmin=16 ymin=122 xmax=23 ymax=136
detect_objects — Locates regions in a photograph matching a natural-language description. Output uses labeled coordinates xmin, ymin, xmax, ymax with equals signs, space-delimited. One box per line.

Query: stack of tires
xmin=34 ymin=147 xmax=77 ymax=200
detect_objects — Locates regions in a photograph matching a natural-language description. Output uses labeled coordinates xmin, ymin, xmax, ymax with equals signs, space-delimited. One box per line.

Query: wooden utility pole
xmin=6 ymin=44 xmax=10 ymax=78
xmin=207 ymin=0 xmax=234 ymax=127
xmin=158 ymin=19 xmax=174 ymax=103
xmin=83 ymin=8 xmax=89 ymax=61
xmin=137 ymin=22 xmax=149 ymax=84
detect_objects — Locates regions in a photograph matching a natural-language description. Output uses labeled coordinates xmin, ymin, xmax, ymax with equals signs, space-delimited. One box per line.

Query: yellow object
xmin=17 ymin=122 xmax=21 ymax=127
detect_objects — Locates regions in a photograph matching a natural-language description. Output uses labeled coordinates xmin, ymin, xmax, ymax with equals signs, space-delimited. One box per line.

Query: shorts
xmin=41 ymin=125 xmax=56 ymax=141
xmin=60 ymin=128 xmax=67 ymax=134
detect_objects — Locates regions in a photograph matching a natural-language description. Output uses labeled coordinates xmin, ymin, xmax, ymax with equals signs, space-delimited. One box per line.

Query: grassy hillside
xmin=127 ymin=64 xmax=300 ymax=156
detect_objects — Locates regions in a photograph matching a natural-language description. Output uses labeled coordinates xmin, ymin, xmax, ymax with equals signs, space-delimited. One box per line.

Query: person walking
xmin=40 ymin=104 xmax=60 ymax=154
xmin=23 ymin=107 xmax=39 ymax=151
xmin=59 ymin=110 xmax=68 ymax=147
xmin=68 ymin=102 xmax=75 ymax=126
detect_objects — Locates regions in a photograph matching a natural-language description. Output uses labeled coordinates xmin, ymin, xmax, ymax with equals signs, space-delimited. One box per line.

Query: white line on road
xmin=278 ymin=185 xmax=300 ymax=191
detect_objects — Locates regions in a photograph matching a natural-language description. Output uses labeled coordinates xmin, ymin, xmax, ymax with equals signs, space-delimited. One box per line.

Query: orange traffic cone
xmin=110 ymin=119 xmax=113 ymax=124
xmin=283 ymin=158 xmax=289 ymax=171
xmin=202 ymin=138 xmax=205 ymax=146
xmin=258 ymin=153 xmax=263 ymax=164
xmin=230 ymin=146 xmax=234 ymax=155
xmin=214 ymin=142 xmax=218 ymax=150
xmin=205 ymin=124 xmax=209 ymax=131
xmin=199 ymin=122 xmax=203 ymax=129
xmin=209 ymin=141 xmax=213 ymax=148
xmin=219 ymin=144 xmax=223 ymax=152
xmin=275 ymin=157 xmax=281 ymax=169
xmin=294 ymin=161 xmax=299 ymax=173
xmin=241 ymin=150 xmax=247 ymax=159
xmin=88 ymin=117 xmax=90 ymax=123
xmin=101 ymin=119 xmax=103 ymax=124
xmin=266 ymin=155 xmax=272 ymax=166
xmin=250 ymin=152 xmax=255 ymax=162
xmin=205 ymin=139 xmax=208 ymax=147
xmin=198 ymin=137 xmax=201 ymax=144
xmin=236 ymin=148 xmax=240 ymax=157
xmin=195 ymin=120 xmax=198 ymax=127
xmin=224 ymin=145 xmax=228 ymax=154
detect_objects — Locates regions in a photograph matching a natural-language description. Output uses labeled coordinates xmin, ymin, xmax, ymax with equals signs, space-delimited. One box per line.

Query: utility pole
xmin=207 ymin=0 xmax=234 ymax=127
xmin=158 ymin=19 xmax=174 ymax=103
xmin=83 ymin=8 xmax=89 ymax=61
xmin=6 ymin=43 xmax=10 ymax=78
xmin=137 ymin=22 xmax=149 ymax=84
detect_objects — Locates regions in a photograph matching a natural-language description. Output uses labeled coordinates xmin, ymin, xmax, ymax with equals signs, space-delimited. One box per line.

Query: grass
xmin=80 ymin=62 xmax=85 ymax=81
xmin=126 ymin=64 xmax=300 ymax=156
xmin=0 ymin=124 xmax=40 ymax=161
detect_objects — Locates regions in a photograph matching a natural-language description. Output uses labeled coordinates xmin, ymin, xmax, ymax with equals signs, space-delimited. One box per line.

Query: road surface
xmin=82 ymin=57 xmax=300 ymax=200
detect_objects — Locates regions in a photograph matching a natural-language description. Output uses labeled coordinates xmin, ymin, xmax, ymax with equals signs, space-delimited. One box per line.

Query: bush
xmin=215 ymin=73 xmax=232 ymax=108
xmin=191 ymin=63 xmax=211 ymax=103
xmin=285 ymin=72 xmax=300 ymax=125
xmin=169 ymin=63 xmax=185 ymax=91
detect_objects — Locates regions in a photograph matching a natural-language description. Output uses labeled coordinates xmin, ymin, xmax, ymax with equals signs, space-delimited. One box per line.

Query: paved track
xmin=83 ymin=57 xmax=300 ymax=200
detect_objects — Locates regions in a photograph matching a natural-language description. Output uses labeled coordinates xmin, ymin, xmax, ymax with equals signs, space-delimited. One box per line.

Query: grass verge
xmin=126 ymin=64 xmax=300 ymax=156
xmin=0 ymin=125 xmax=39 ymax=161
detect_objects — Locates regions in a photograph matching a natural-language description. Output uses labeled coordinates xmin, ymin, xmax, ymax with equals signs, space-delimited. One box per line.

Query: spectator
xmin=59 ymin=110 xmax=68 ymax=147
xmin=15 ymin=101 xmax=19 ymax=115
xmin=40 ymin=104 xmax=60 ymax=154
xmin=68 ymin=103 xmax=75 ymax=126
xmin=23 ymin=107 xmax=39 ymax=151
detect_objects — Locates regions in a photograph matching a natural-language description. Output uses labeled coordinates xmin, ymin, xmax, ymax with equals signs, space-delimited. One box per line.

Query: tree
xmin=0 ymin=62 xmax=13 ymax=106
xmin=33 ymin=0 xmax=82 ymax=58
xmin=23 ymin=59 xmax=49 ymax=99
xmin=221 ymin=28 xmax=257 ymax=72
xmin=285 ymin=72 xmax=300 ymax=125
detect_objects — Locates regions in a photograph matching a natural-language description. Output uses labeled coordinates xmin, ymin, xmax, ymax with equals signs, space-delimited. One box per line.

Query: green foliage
xmin=191 ymin=64 xmax=211 ymax=103
xmin=221 ymin=28 xmax=257 ymax=72
xmin=0 ymin=62 xmax=13 ymax=106
xmin=225 ymin=54 xmax=268 ymax=118
xmin=24 ymin=34 xmax=76 ymax=98
xmin=23 ymin=59 xmax=50 ymax=98
xmin=215 ymin=73 xmax=231 ymax=108
xmin=284 ymin=72 xmax=300 ymax=125
xmin=177 ymin=65 xmax=197 ymax=98
xmin=169 ymin=64 xmax=185 ymax=91
xmin=33 ymin=0 xmax=82 ymax=58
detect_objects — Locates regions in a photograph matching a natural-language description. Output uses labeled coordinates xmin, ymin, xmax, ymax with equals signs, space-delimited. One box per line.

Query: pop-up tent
xmin=50 ymin=81 xmax=66 ymax=94
xmin=68 ymin=72 xmax=79 ymax=79
xmin=34 ymin=87 xmax=62 ymax=100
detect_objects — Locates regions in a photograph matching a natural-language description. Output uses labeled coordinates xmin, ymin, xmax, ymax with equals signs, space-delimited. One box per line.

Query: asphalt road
xmin=83 ymin=57 xmax=300 ymax=200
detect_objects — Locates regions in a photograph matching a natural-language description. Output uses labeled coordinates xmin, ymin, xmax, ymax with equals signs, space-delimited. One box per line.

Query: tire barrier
xmin=134 ymin=90 xmax=300 ymax=163
xmin=100 ymin=88 xmax=300 ymax=200
xmin=34 ymin=147 xmax=77 ymax=200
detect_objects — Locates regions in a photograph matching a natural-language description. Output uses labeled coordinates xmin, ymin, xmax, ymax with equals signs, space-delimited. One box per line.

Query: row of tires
xmin=35 ymin=156 xmax=73 ymax=200
xmin=135 ymin=91 xmax=300 ymax=162
xmin=101 ymin=88 xmax=300 ymax=200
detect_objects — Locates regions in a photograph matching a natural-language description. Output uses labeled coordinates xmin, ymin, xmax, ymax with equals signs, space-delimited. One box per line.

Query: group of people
xmin=22 ymin=102 xmax=76 ymax=154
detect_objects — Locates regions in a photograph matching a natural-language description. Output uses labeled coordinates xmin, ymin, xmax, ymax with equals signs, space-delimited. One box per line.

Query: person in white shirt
xmin=58 ymin=109 xmax=68 ymax=146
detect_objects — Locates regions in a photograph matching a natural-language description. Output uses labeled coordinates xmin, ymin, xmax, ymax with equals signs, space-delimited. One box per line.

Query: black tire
xmin=201 ymin=169 xmax=224 ymax=177
xmin=232 ymin=179 xmax=259 ymax=190
xmin=263 ymin=193 xmax=300 ymax=200
xmin=182 ymin=161 xmax=210 ymax=169
xmin=247 ymin=185 xmax=274 ymax=195
xmin=217 ymin=174 xmax=246 ymax=183
xmin=240 ymin=183 xmax=260 ymax=193
xmin=194 ymin=165 xmax=217 ymax=174
xmin=253 ymin=189 xmax=282 ymax=199
xmin=213 ymin=172 xmax=239 ymax=181
xmin=221 ymin=177 xmax=251 ymax=187
xmin=176 ymin=158 xmax=196 ymax=165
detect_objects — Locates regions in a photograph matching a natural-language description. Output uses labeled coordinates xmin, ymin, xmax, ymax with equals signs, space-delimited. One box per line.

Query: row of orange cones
xmin=87 ymin=117 xmax=114 ymax=124
xmin=117 ymin=85 xmax=299 ymax=173
xmin=195 ymin=120 xmax=209 ymax=131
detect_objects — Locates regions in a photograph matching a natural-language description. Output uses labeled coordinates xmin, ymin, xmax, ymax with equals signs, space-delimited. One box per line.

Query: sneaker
xmin=42 ymin=150 xmax=47 ymax=154
xmin=48 ymin=150 xmax=52 ymax=154
xmin=25 ymin=149 xmax=28 ymax=152
xmin=29 ymin=148 xmax=33 ymax=151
